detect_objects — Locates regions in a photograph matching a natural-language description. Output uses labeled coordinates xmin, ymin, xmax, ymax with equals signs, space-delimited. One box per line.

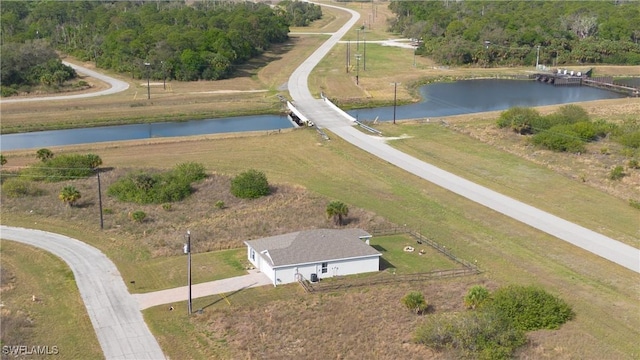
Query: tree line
xmin=0 ymin=40 xmax=77 ymax=96
xmin=0 ymin=0 xmax=321 ymax=86
xmin=388 ymin=1 xmax=640 ymax=67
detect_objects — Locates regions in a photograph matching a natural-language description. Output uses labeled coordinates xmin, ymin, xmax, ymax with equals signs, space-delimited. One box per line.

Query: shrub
xmin=617 ymin=130 xmax=640 ymax=149
xmin=214 ymin=200 xmax=225 ymax=209
xmin=628 ymin=159 xmax=640 ymax=169
xmin=0 ymin=154 xmax=6 ymax=166
xmin=464 ymin=285 xmax=490 ymax=309
xmin=130 ymin=210 xmax=147 ymax=223
xmin=554 ymin=104 xmax=590 ymax=124
xmin=531 ymin=125 xmax=586 ymax=153
xmin=21 ymin=153 xmax=101 ymax=181
xmin=414 ymin=311 xmax=526 ymax=360
xmin=1 ymin=178 xmax=45 ymax=198
xmin=174 ymin=162 xmax=206 ymax=182
xmin=629 ymin=199 xmax=640 ymax=210
xmin=36 ymin=148 xmax=54 ymax=162
xmin=162 ymin=203 xmax=172 ymax=211
xmin=230 ymin=169 xmax=270 ymax=199
xmin=496 ymin=107 xmax=541 ymax=135
xmin=484 ymin=285 xmax=574 ymax=331
xmin=609 ymin=165 xmax=625 ymax=180
xmin=401 ymin=291 xmax=428 ymax=314
xmin=59 ymin=185 xmax=81 ymax=207
xmin=570 ymin=122 xmax=598 ymax=142
xmin=107 ymin=163 xmax=205 ymax=204
xmin=103 ymin=208 xmax=114 ymax=215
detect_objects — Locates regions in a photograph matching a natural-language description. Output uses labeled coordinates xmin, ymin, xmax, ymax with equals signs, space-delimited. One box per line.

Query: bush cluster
xmin=497 ymin=105 xmax=630 ymax=153
xmin=20 ymin=153 xmax=102 ymax=181
xmin=230 ymin=169 xmax=270 ymax=199
xmin=414 ymin=285 xmax=573 ymax=359
xmin=1 ymin=178 xmax=46 ymax=198
xmin=487 ymin=285 xmax=574 ymax=331
xmin=414 ymin=311 xmax=526 ymax=360
xmin=107 ymin=162 xmax=206 ymax=204
xmin=401 ymin=291 xmax=429 ymax=315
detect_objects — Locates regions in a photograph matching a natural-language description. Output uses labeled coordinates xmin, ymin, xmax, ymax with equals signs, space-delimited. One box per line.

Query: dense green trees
xmin=389 ymin=1 xmax=640 ymax=66
xmin=0 ymin=40 xmax=77 ymax=96
xmin=1 ymin=1 xmax=294 ymax=83
xmin=277 ymin=0 xmax=322 ymax=27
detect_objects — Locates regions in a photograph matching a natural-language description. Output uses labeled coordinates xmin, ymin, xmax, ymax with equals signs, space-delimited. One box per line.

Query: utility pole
xmin=186 ymin=230 xmax=192 ymax=315
xmin=536 ymin=45 xmax=540 ymax=69
xmin=144 ymin=62 xmax=151 ymax=99
xmin=97 ymin=171 xmax=103 ymax=230
xmin=391 ymin=82 xmax=400 ymax=124
xmin=355 ymin=54 xmax=361 ymax=85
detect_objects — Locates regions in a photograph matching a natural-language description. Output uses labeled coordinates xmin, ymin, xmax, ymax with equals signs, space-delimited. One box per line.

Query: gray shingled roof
xmin=244 ymin=229 xmax=380 ymax=268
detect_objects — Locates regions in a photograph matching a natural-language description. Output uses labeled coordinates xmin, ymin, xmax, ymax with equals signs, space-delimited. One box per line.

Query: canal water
xmin=0 ymin=79 xmax=626 ymax=151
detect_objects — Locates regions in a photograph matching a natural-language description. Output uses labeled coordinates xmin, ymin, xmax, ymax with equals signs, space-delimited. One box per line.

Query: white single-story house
xmin=244 ymin=228 xmax=381 ymax=286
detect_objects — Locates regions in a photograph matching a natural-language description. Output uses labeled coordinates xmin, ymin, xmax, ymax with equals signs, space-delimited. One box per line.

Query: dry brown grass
xmin=146 ymin=276 xmax=494 ymax=360
xmin=0 ymin=164 xmax=391 ymax=259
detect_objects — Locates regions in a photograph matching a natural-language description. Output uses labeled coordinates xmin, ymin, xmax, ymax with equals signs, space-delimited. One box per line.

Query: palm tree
xmin=59 ymin=185 xmax=81 ymax=207
xmin=326 ymin=200 xmax=349 ymax=226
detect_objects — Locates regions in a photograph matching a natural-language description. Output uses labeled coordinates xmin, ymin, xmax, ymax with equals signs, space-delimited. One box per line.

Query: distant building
xmin=244 ymin=229 xmax=381 ymax=286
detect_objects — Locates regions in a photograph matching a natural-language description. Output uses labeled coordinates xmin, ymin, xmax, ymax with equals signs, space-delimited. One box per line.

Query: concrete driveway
xmin=132 ymin=270 xmax=271 ymax=311
xmin=1 ymin=226 xmax=166 ymax=360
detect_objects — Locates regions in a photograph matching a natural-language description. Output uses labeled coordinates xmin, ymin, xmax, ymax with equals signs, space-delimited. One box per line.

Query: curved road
xmin=0 ymin=4 xmax=637 ymax=360
xmin=289 ymin=2 xmax=640 ymax=273
xmin=0 ymin=61 xmax=129 ymax=104
xmin=1 ymin=226 xmax=166 ymax=360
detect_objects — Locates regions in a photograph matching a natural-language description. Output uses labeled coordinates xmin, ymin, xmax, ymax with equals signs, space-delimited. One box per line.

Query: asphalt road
xmin=1 ymin=226 xmax=166 ymax=360
xmin=288 ymin=3 xmax=640 ymax=273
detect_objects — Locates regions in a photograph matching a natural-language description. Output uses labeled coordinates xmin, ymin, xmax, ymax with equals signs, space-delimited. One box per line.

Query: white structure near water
xmin=244 ymin=229 xmax=381 ymax=286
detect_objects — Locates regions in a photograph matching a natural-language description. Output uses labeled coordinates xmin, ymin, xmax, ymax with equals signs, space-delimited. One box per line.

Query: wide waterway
xmin=0 ymin=79 xmax=625 ymax=151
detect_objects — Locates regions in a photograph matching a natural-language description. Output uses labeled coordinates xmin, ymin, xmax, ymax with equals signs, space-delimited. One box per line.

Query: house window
xmin=321 ymin=262 xmax=328 ymax=273
xmin=250 ymin=249 xmax=255 ymax=261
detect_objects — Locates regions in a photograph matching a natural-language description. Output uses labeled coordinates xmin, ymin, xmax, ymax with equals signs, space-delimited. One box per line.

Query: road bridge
xmin=287 ymin=2 xmax=639 ymax=273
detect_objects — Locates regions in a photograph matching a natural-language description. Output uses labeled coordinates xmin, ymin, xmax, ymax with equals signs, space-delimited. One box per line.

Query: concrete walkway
xmin=1 ymin=226 xmax=166 ymax=360
xmin=132 ymin=270 xmax=271 ymax=310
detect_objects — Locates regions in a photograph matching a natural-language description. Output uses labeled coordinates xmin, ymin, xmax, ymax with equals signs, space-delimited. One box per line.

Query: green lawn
xmin=371 ymin=235 xmax=460 ymax=274
xmin=123 ymin=248 xmax=250 ymax=293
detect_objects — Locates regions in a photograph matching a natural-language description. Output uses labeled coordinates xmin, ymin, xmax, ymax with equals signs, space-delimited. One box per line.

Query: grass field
xmin=1 ymin=1 xmax=639 ymax=359
xmin=370 ymin=235 xmax=461 ymax=273
xmin=0 ymin=241 xmax=102 ymax=359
